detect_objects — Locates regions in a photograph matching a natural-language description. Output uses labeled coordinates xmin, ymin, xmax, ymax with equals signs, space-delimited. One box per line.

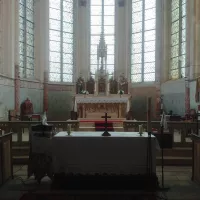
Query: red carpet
xmin=20 ymin=192 xmax=158 ymax=200
xmin=95 ymin=122 xmax=114 ymax=131
xmin=80 ymin=120 xmax=123 ymax=123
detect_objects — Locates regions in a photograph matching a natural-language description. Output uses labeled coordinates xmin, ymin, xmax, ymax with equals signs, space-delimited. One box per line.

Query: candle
xmin=139 ymin=125 xmax=143 ymax=135
xmin=107 ymin=82 xmax=110 ymax=95
xmin=67 ymin=124 xmax=71 ymax=135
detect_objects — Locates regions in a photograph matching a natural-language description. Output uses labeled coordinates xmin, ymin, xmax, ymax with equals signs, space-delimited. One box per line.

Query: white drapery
xmin=75 ymin=96 xmax=129 ymax=104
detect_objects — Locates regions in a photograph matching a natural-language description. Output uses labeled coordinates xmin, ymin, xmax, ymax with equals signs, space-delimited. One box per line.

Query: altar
xmin=52 ymin=131 xmax=158 ymax=175
xmin=75 ymin=94 xmax=131 ymax=119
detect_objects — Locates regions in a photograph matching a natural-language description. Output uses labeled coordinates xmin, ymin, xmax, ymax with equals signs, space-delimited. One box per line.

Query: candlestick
xmin=67 ymin=124 xmax=71 ymax=135
xmin=139 ymin=124 xmax=143 ymax=136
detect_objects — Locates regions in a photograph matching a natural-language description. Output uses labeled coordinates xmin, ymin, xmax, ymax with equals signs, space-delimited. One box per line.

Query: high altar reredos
xmin=73 ymin=70 xmax=131 ymax=121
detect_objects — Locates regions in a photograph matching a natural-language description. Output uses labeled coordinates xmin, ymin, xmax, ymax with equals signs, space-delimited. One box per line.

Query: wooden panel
xmin=3 ymin=140 xmax=11 ymax=182
xmin=0 ymin=143 xmax=2 ymax=184
xmin=194 ymin=142 xmax=200 ymax=183
xmin=0 ymin=133 xmax=12 ymax=185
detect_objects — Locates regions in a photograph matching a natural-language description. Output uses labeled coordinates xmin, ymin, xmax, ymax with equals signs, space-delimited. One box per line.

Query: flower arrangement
xmin=81 ymin=90 xmax=89 ymax=95
xmin=118 ymin=90 xmax=124 ymax=95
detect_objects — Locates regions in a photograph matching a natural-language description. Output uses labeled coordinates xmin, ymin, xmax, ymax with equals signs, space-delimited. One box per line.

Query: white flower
xmin=118 ymin=90 xmax=124 ymax=95
xmin=81 ymin=90 xmax=89 ymax=95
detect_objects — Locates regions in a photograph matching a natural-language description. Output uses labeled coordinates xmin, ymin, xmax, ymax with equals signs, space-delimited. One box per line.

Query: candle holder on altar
xmin=139 ymin=124 xmax=143 ymax=136
xmin=67 ymin=124 xmax=72 ymax=136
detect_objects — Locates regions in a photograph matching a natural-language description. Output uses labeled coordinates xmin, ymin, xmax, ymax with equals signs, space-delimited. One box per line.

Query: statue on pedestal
xmin=118 ymin=73 xmax=128 ymax=94
xmin=109 ymin=75 xmax=118 ymax=94
xmin=76 ymin=76 xmax=85 ymax=94
xmin=86 ymin=75 xmax=95 ymax=94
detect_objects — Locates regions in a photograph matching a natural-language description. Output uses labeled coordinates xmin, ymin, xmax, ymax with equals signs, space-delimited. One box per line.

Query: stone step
xmin=12 ymin=146 xmax=192 ymax=157
xmin=156 ymin=148 xmax=192 ymax=157
xmin=156 ymin=157 xmax=192 ymax=166
xmin=13 ymin=155 xmax=192 ymax=166
xmin=13 ymin=156 xmax=29 ymax=165
xmin=12 ymin=146 xmax=29 ymax=156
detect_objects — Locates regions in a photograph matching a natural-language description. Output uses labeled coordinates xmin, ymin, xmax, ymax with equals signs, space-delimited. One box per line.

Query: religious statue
xmin=98 ymin=77 xmax=106 ymax=93
xmin=86 ymin=76 xmax=95 ymax=94
xmin=109 ymin=77 xmax=118 ymax=94
xmin=76 ymin=76 xmax=85 ymax=94
xmin=118 ymin=73 xmax=128 ymax=94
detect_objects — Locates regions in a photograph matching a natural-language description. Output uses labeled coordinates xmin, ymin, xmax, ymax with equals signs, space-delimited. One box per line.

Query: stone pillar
xmin=185 ymin=77 xmax=190 ymax=113
xmin=43 ymin=71 xmax=48 ymax=112
xmin=115 ymin=0 xmax=126 ymax=77
xmin=185 ymin=1 xmax=193 ymax=113
xmin=161 ymin=0 xmax=171 ymax=82
xmin=155 ymin=0 xmax=164 ymax=119
xmin=194 ymin=0 xmax=200 ymax=78
xmin=14 ymin=0 xmax=20 ymax=113
xmin=75 ymin=0 xmax=89 ymax=80
xmin=14 ymin=65 xmax=20 ymax=113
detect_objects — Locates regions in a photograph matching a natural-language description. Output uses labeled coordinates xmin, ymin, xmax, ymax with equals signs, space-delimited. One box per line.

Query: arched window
xmin=19 ymin=0 xmax=35 ymax=78
xmin=49 ymin=0 xmax=74 ymax=82
xmin=131 ymin=0 xmax=156 ymax=82
xmin=90 ymin=0 xmax=115 ymax=77
xmin=170 ymin=0 xmax=186 ymax=79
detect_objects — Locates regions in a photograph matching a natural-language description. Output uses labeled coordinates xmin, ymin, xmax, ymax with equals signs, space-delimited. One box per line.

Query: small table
xmin=22 ymin=114 xmax=41 ymax=121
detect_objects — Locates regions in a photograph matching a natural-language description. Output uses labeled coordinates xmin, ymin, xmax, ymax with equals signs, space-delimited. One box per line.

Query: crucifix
xmin=101 ymin=112 xmax=111 ymax=136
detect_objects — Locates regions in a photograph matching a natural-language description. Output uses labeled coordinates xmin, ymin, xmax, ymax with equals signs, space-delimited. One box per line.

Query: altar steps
xmin=12 ymin=146 xmax=192 ymax=166
xmin=156 ymin=157 xmax=192 ymax=166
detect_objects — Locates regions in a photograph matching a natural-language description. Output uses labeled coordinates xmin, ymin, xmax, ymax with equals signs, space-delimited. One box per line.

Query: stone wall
xmin=0 ymin=76 xmax=14 ymax=120
xmin=161 ymin=79 xmax=185 ymax=116
xmin=19 ymin=80 xmax=43 ymax=114
xmin=190 ymin=80 xmax=199 ymax=110
xmin=47 ymin=84 xmax=74 ymax=120
xmin=130 ymin=85 xmax=156 ymax=120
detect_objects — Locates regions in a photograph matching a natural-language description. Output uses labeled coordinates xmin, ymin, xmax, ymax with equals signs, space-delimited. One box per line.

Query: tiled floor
xmin=0 ymin=166 xmax=200 ymax=200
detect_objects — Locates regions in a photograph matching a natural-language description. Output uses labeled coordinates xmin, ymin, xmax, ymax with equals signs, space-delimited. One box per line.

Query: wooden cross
xmin=101 ymin=112 xmax=111 ymax=136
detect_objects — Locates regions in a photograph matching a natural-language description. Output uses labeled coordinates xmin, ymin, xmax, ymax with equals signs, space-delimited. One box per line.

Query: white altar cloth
xmin=75 ymin=96 xmax=129 ymax=103
xmin=52 ymin=132 xmax=158 ymax=175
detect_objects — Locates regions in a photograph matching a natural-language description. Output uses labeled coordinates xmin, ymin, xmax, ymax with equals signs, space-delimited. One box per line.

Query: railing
xmin=0 ymin=120 xmax=196 ymax=148
xmin=0 ymin=121 xmax=79 ymax=146
xmin=124 ymin=121 xmax=197 ymax=147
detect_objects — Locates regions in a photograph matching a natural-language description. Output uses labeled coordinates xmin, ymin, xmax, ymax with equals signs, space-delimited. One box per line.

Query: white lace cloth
xmin=52 ymin=132 xmax=159 ymax=175
xmin=75 ymin=97 xmax=129 ymax=103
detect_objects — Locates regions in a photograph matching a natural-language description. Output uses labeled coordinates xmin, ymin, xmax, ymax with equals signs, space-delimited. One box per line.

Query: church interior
xmin=1 ymin=0 xmax=200 ymax=199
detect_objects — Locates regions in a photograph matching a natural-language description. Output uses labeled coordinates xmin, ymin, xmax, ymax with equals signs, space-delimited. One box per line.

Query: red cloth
xmin=21 ymin=98 xmax=33 ymax=115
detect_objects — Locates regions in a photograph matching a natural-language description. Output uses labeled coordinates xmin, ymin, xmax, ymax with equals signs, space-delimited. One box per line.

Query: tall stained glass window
xmin=19 ymin=0 xmax=35 ymax=78
xmin=49 ymin=0 xmax=74 ymax=82
xmin=90 ymin=0 xmax=115 ymax=77
xmin=170 ymin=0 xmax=186 ymax=79
xmin=131 ymin=0 xmax=156 ymax=82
